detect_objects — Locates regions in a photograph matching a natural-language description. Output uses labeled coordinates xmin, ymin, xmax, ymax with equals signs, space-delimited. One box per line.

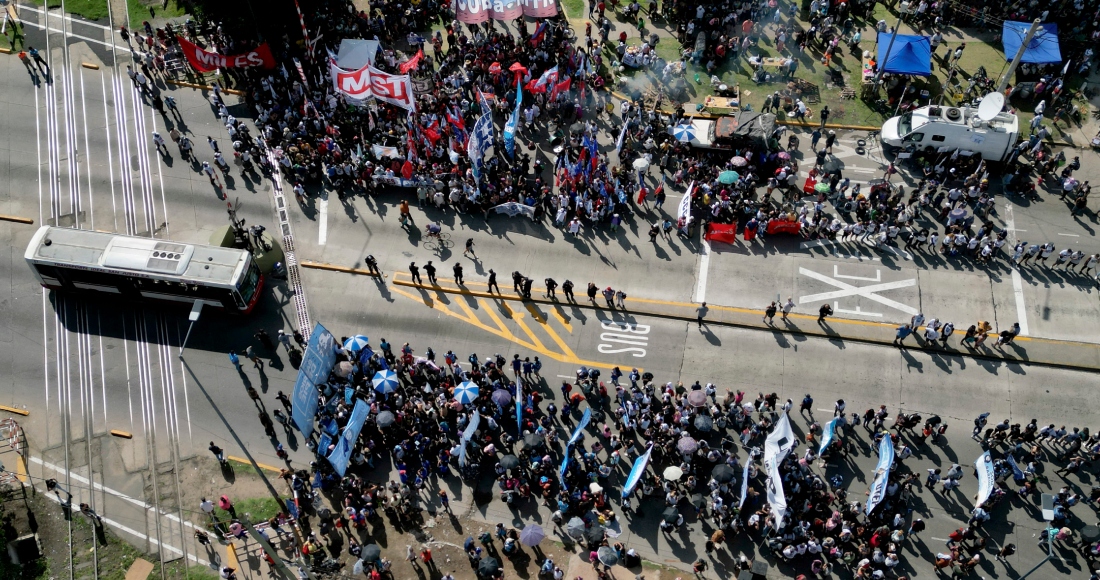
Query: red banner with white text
xmin=177 ymin=36 xmax=275 ymax=73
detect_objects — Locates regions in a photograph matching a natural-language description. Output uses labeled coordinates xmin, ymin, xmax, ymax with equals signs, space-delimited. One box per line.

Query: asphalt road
xmin=1 ymin=6 xmax=1099 ymax=580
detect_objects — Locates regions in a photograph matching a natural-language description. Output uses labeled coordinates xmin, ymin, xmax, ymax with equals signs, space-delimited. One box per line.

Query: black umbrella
xmin=694 ymin=414 xmax=714 ymax=432
xmin=478 ymin=556 xmax=501 ymax=576
xmin=662 ymin=507 xmax=678 ymax=523
xmin=500 ymin=454 xmax=520 ymax=470
xmin=584 ymin=525 xmax=606 ymax=545
xmin=361 ymin=544 xmax=381 ymax=561
xmin=523 ymin=433 xmax=545 ymax=449
xmin=712 ymin=464 xmax=736 ymax=484
xmin=690 ymin=493 xmax=706 ymax=508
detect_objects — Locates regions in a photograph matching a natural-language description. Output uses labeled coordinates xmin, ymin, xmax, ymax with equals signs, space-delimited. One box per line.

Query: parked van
xmin=880 ymin=105 xmax=1019 ymax=162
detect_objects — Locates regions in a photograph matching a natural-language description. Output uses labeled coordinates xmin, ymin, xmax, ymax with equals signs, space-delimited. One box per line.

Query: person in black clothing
xmin=818 ymin=303 xmax=833 ymax=323
xmin=453 ymin=263 xmax=464 ymax=285
xmin=587 ymin=282 xmax=598 ymax=303
xmin=275 ymin=391 xmax=291 ymax=411
xmin=364 ymin=255 xmax=380 ymax=275
xmin=544 ymin=278 xmax=558 ymax=298
xmin=522 ymin=277 xmax=534 ymax=299
xmin=562 ymin=280 xmax=575 ymax=302
xmin=487 ymin=269 xmax=500 ymax=294
xmin=425 ymin=261 xmax=438 ymax=284
xmin=410 ymin=262 xmax=423 ymax=284
xmin=512 ymin=271 xmax=524 ymax=293
xmin=255 ymin=329 xmax=274 ymax=349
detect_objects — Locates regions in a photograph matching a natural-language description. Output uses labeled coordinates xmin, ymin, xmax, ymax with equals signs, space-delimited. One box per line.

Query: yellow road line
xmin=551 ymin=307 xmax=574 ymax=333
xmin=226 ymin=455 xmax=282 ymax=473
xmin=478 ymin=299 xmax=518 ymax=340
xmin=510 ymin=312 xmax=548 ymax=352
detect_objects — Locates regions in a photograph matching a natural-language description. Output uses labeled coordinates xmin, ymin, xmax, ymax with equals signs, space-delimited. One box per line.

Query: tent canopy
xmin=876 ymin=33 xmax=932 ymax=76
xmin=1002 ymin=21 xmax=1062 ymax=64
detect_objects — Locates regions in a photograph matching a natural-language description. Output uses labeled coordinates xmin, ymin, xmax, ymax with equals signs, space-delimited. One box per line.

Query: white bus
xmin=25 ymin=226 xmax=263 ymax=313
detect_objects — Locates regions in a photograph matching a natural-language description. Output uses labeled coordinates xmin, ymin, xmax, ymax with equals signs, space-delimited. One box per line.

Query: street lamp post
xmin=1018 ymin=494 xmax=1058 ymax=580
xmin=178 ymin=300 xmax=205 ymax=360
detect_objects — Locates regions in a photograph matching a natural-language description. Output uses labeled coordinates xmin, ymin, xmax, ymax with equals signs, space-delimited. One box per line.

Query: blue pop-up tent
xmin=1002 ymin=21 xmax=1062 ymax=64
xmin=876 ymin=33 xmax=932 ymax=76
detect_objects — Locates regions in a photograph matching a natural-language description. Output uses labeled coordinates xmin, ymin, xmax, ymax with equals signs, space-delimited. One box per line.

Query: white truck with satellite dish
xmin=880 ymin=93 xmax=1019 ymax=162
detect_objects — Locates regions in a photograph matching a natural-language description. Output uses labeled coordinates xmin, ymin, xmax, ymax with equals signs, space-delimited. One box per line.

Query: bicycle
xmin=423 ymin=231 xmax=453 ymax=251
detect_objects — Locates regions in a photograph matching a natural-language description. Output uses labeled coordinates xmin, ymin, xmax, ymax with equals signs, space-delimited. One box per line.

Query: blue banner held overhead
xmin=503 ymin=77 xmax=521 ymax=158
xmin=328 ymin=399 xmax=370 ymax=476
xmin=621 ymin=444 xmax=653 ymax=500
xmin=291 ymin=323 xmax=338 ymax=439
xmin=568 ymin=407 xmax=592 ymax=446
xmin=819 ymin=417 xmax=838 ymax=455
xmin=866 ymin=435 xmax=896 ymax=515
xmin=516 ymin=398 xmax=524 ymax=435
xmin=559 ymin=450 xmax=571 ymax=490
xmin=468 ymin=114 xmax=493 ymax=179
xmin=975 ymin=451 xmax=995 ymax=507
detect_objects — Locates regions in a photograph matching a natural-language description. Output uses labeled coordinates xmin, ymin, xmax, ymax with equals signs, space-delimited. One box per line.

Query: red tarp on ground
xmin=766 ymin=220 xmax=802 ymax=235
xmin=705 ymin=223 xmax=738 ymax=244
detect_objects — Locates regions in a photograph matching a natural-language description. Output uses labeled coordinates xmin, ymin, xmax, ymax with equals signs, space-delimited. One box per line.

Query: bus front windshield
xmin=897 ymin=112 xmax=914 ymax=136
xmin=236 ymin=260 xmax=261 ymax=307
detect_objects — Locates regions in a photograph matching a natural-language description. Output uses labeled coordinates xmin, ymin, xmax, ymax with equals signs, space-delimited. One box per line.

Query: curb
xmin=387 ymin=276 xmax=1100 ymax=373
xmin=165 ymin=79 xmax=246 ymax=96
xmin=299 ymin=260 xmax=383 ymax=278
xmin=109 ymin=429 xmax=133 ymax=439
xmin=0 ymin=47 xmax=11 ymax=55
xmin=81 ymin=62 xmax=99 ymax=70
xmin=0 ymin=214 xmax=35 ymax=225
xmin=0 ymin=404 xmax=29 ymax=416
xmin=226 ymin=455 xmax=282 ymax=473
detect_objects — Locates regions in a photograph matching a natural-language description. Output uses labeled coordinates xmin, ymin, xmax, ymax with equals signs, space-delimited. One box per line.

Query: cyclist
xmin=425 ymin=222 xmax=442 ymax=237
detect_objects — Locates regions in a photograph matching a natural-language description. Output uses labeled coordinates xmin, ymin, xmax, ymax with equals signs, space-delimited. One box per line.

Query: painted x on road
xmin=798 ymin=267 xmax=919 ymax=315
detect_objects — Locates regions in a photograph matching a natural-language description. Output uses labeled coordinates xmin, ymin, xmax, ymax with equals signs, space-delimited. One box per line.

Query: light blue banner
xmin=327 ymin=399 xmax=370 ymax=476
xmin=291 ymin=324 xmax=337 ymax=439
xmin=568 ymin=407 xmax=592 ymax=447
xmin=975 ymin=451 xmax=995 ymax=507
xmin=819 ymin=417 xmax=838 ymax=455
xmin=621 ymin=444 xmax=653 ymax=500
xmin=865 ymin=435 xmax=896 ymax=515
xmin=503 ymin=78 xmax=521 ymax=158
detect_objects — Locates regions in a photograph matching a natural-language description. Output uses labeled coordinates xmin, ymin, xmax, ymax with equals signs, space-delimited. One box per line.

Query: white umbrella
xmin=632 ymin=157 xmax=650 ymax=172
xmin=590 ymin=482 xmax=603 ymax=493
xmin=663 ymin=465 xmax=684 ymax=481
xmin=671 ymin=122 xmax=696 ymax=143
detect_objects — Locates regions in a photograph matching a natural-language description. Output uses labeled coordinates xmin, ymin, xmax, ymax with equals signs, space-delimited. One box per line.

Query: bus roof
xmin=25 ymin=226 xmax=248 ymax=284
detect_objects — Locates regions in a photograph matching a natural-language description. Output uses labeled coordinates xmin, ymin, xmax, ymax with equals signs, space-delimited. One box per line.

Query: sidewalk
xmin=389 ymin=275 xmax=1100 ymax=372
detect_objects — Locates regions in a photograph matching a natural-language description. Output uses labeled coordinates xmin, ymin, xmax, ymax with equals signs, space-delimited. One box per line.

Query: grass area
xmin=214 ymin=496 xmax=283 ymax=523
xmin=64 ymin=516 xmax=217 ymax=580
xmin=562 ymin=0 xmax=585 ymax=19
xmin=127 ymin=0 xmax=188 ymax=27
xmin=28 ymin=0 xmax=110 ymax=22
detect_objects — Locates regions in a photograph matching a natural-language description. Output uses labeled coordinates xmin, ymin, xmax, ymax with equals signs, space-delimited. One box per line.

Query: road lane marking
xmin=1057 ymin=233 xmax=1080 ymax=237
xmin=833 ymin=264 xmax=881 ymax=282
xmin=695 ymin=240 xmax=710 ymax=303
xmin=834 ymin=302 xmax=883 ymax=318
xmin=1004 ymin=204 xmax=1029 ymax=336
xmin=800 ymin=238 xmax=911 ymax=260
xmin=799 ymin=267 xmax=919 ymax=315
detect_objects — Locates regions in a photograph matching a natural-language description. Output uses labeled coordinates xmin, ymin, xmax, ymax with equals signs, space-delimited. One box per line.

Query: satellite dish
xmin=977 ymin=92 xmax=1005 ymax=121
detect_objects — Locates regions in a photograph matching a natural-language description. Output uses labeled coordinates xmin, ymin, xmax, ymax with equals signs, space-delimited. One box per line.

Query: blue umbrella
xmin=454 ymin=381 xmax=479 ymax=404
xmin=718 ymin=170 xmax=739 ymax=184
xmin=491 ymin=389 xmax=513 ymax=406
xmin=372 ymin=370 xmax=398 ymax=394
xmin=671 ymin=122 xmax=696 ymax=143
xmin=343 ymin=335 xmax=369 ymax=353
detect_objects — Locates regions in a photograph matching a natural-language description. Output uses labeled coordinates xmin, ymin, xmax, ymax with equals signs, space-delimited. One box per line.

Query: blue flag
xmin=622 ymin=444 xmax=653 ymax=500
xmin=504 ymin=77 xmax=522 ymax=159
xmin=327 ymin=399 xmax=370 ymax=476
xmin=516 ymin=398 xmax=524 ymax=435
xmin=568 ymin=408 xmax=592 ymax=446
xmin=291 ymin=324 xmax=338 ymax=439
xmin=819 ymin=417 xmax=838 ymax=455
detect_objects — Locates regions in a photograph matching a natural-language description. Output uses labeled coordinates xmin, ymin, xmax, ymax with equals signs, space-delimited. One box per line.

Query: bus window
xmin=902 ymin=132 xmax=924 ymax=143
xmin=236 ymin=261 xmax=261 ymax=307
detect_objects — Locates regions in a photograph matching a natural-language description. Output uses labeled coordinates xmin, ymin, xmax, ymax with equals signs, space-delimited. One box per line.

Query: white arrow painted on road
xmin=798 ymin=267 xmax=919 ymax=315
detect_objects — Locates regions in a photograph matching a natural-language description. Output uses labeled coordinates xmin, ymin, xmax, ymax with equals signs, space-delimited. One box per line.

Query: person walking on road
xmin=562 ymin=279 xmax=575 ymax=302
xmin=152 ymin=131 xmax=167 ymax=154
xmin=28 ymin=46 xmax=50 ymax=75
xmin=894 ymin=323 xmax=913 ymax=345
xmin=424 ymin=261 xmax=438 ymax=285
xmin=696 ymin=302 xmax=709 ymax=327
xmin=544 ymin=278 xmax=558 ymax=298
xmin=409 ymin=262 xmax=423 ymax=284
xmin=602 ymin=286 xmax=615 ymax=308
xmin=763 ymin=301 xmax=778 ymax=324
xmin=228 ymin=351 xmax=241 ymax=371
xmin=817 ymin=303 xmax=833 ymax=323
xmin=209 ymin=442 xmax=226 ymax=464
xmin=464 ymin=238 xmax=476 ymax=258
xmin=615 ymin=290 xmax=627 ymax=309
xmin=587 ymin=282 xmax=599 ymax=304
xmin=819 ymin=105 xmax=830 ymax=130
xmin=453 ymin=263 xmax=464 ymax=285
xmin=994 ymin=322 xmax=1021 ymax=347
xmin=781 ymin=297 xmax=795 ymax=321
xmin=487 ymin=269 xmax=500 ymax=294
xmin=364 ymin=254 xmax=380 ymax=275
xmin=277 ymin=330 xmax=293 ymax=352
xmin=245 ymin=346 xmax=263 ymax=368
